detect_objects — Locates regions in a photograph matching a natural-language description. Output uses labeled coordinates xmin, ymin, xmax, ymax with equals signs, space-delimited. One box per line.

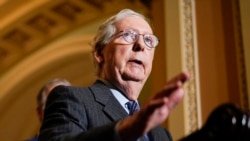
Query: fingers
xmin=148 ymin=71 xmax=189 ymax=114
xmin=155 ymin=71 xmax=190 ymax=98
xmin=143 ymin=70 xmax=190 ymax=119
xmin=167 ymin=70 xmax=190 ymax=85
xmin=166 ymin=87 xmax=185 ymax=110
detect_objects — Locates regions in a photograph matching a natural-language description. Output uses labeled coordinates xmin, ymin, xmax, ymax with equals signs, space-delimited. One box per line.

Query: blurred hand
xmin=118 ymin=71 xmax=190 ymax=141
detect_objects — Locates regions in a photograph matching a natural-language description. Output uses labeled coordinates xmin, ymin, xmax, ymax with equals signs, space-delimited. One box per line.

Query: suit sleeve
xmin=38 ymin=86 xmax=120 ymax=141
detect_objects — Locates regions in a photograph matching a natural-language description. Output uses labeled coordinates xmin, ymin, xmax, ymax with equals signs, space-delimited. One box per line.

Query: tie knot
xmin=126 ymin=101 xmax=139 ymax=115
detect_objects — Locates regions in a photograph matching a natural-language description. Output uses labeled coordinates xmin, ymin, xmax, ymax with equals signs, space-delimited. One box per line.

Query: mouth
xmin=128 ymin=59 xmax=143 ymax=66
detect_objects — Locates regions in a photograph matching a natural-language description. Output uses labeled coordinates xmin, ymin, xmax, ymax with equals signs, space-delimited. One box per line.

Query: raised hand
xmin=118 ymin=71 xmax=190 ymax=141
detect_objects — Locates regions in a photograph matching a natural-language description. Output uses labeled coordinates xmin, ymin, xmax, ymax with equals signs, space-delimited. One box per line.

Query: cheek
xmin=146 ymin=51 xmax=155 ymax=71
xmin=103 ymin=46 xmax=127 ymax=69
xmin=113 ymin=46 xmax=129 ymax=62
xmin=112 ymin=52 xmax=128 ymax=70
xmin=149 ymin=50 xmax=155 ymax=60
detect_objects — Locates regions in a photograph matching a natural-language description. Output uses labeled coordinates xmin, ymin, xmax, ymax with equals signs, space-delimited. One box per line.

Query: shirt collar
xmin=99 ymin=79 xmax=138 ymax=114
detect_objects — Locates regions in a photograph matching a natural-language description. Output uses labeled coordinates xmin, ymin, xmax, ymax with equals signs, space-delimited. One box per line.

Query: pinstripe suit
xmin=38 ymin=80 xmax=172 ymax=141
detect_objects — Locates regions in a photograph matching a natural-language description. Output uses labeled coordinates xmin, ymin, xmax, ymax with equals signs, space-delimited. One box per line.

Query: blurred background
xmin=0 ymin=0 xmax=249 ymax=140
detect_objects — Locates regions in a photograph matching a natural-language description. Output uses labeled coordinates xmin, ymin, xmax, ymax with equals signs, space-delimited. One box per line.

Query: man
xmin=38 ymin=9 xmax=189 ymax=141
xmin=26 ymin=79 xmax=71 ymax=141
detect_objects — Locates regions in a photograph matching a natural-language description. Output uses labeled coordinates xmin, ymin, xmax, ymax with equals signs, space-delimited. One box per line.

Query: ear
xmin=94 ymin=51 xmax=103 ymax=63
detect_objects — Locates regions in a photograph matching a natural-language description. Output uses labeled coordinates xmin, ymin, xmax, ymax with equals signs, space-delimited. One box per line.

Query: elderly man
xmin=39 ymin=9 xmax=189 ymax=141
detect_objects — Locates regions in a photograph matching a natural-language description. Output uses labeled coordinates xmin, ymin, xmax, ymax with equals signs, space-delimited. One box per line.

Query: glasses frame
xmin=117 ymin=29 xmax=159 ymax=48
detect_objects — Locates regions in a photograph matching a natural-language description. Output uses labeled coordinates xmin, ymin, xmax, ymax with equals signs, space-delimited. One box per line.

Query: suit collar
xmin=90 ymin=80 xmax=128 ymax=121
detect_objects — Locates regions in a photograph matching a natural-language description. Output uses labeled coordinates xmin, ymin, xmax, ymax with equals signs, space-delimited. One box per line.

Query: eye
xmin=123 ymin=30 xmax=138 ymax=42
xmin=144 ymin=35 xmax=153 ymax=45
xmin=123 ymin=31 xmax=131 ymax=37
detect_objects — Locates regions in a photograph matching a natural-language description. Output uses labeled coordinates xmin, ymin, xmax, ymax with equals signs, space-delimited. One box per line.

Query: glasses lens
xmin=123 ymin=30 xmax=137 ymax=43
xmin=144 ymin=34 xmax=158 ymax=48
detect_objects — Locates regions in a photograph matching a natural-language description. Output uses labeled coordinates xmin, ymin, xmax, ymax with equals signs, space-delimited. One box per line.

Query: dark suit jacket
xmin=38 ymin=80 xmax=172 ymax=141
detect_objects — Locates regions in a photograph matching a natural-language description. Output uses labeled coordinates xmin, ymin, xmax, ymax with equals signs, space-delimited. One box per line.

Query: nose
xmin=132 ymin=36 xmax=145 ymax=51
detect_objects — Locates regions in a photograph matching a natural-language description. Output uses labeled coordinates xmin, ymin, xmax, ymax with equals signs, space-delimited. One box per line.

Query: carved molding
xmin=180 ymin=0 xmax=201 ymax=134
xmin=232 ymin=0 xmax=249 ymax=109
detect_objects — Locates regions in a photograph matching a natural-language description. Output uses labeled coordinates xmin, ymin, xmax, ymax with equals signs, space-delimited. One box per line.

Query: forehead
xmin=115 ymin=16 xmax=152 ymax=34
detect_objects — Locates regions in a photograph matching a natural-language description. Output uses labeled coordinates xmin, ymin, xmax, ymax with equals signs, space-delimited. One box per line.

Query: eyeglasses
xmin=118 ymin=29 xmax=159 ymax=48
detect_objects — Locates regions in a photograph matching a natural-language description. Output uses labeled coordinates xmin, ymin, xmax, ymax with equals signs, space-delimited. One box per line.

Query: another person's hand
xmin=118 ymin=71 xmax=190 ymax=141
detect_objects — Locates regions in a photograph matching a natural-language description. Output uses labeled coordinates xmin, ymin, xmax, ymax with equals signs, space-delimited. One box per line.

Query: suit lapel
xmin=90 ymin=80 xmax=128 ymax=121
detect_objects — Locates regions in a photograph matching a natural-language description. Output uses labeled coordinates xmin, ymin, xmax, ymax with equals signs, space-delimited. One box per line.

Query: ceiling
xmin=0 ymin=0 xmax=150 ymax=76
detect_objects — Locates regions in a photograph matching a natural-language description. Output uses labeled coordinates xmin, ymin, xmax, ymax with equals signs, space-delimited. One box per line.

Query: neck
xmin=102 ymin=78 xmax=144 ymax=101
xmin=117 ymin=80 xmax=144 ymax=101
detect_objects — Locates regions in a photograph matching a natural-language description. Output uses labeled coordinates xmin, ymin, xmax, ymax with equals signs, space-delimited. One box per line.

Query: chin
xmin=132 ymin=74 xmax=148 ymax=81
xmin=124 ymin=76 xmax=145 ymax=82
xmin=122 ymin=72 xmax=147 ymax=82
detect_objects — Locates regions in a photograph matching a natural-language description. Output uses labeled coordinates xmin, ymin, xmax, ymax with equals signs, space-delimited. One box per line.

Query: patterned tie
xmin=126 ymin=101 xmax=140 ymax=115
xmin=126 ymin=101 xmax=150 ymax=141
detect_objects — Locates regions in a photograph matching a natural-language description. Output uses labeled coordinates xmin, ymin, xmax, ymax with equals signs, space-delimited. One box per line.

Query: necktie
xmin=126 ymin=101 xmax=139 ymax=115
xmin=126 ymin=101 xmax=150 ymax=141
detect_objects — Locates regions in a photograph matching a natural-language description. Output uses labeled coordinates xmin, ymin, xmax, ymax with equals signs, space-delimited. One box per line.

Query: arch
xmin=0 ymin=34 xmax=96 ymax=140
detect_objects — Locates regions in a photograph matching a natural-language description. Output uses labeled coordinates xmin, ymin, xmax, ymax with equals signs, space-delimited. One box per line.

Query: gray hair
xmin=91 ymin=9 xmax=150 ymax=76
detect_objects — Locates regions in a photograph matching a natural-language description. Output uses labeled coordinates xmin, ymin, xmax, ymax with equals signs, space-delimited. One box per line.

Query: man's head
xmin=36 ymin=79 xmax=71 ymax=122
xmin=92 ymin=9 xmax=158 ymax=99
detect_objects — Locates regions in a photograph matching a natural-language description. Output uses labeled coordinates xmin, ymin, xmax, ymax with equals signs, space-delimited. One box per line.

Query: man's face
xmin=99 ymin=16 xmax=155 ymax=86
